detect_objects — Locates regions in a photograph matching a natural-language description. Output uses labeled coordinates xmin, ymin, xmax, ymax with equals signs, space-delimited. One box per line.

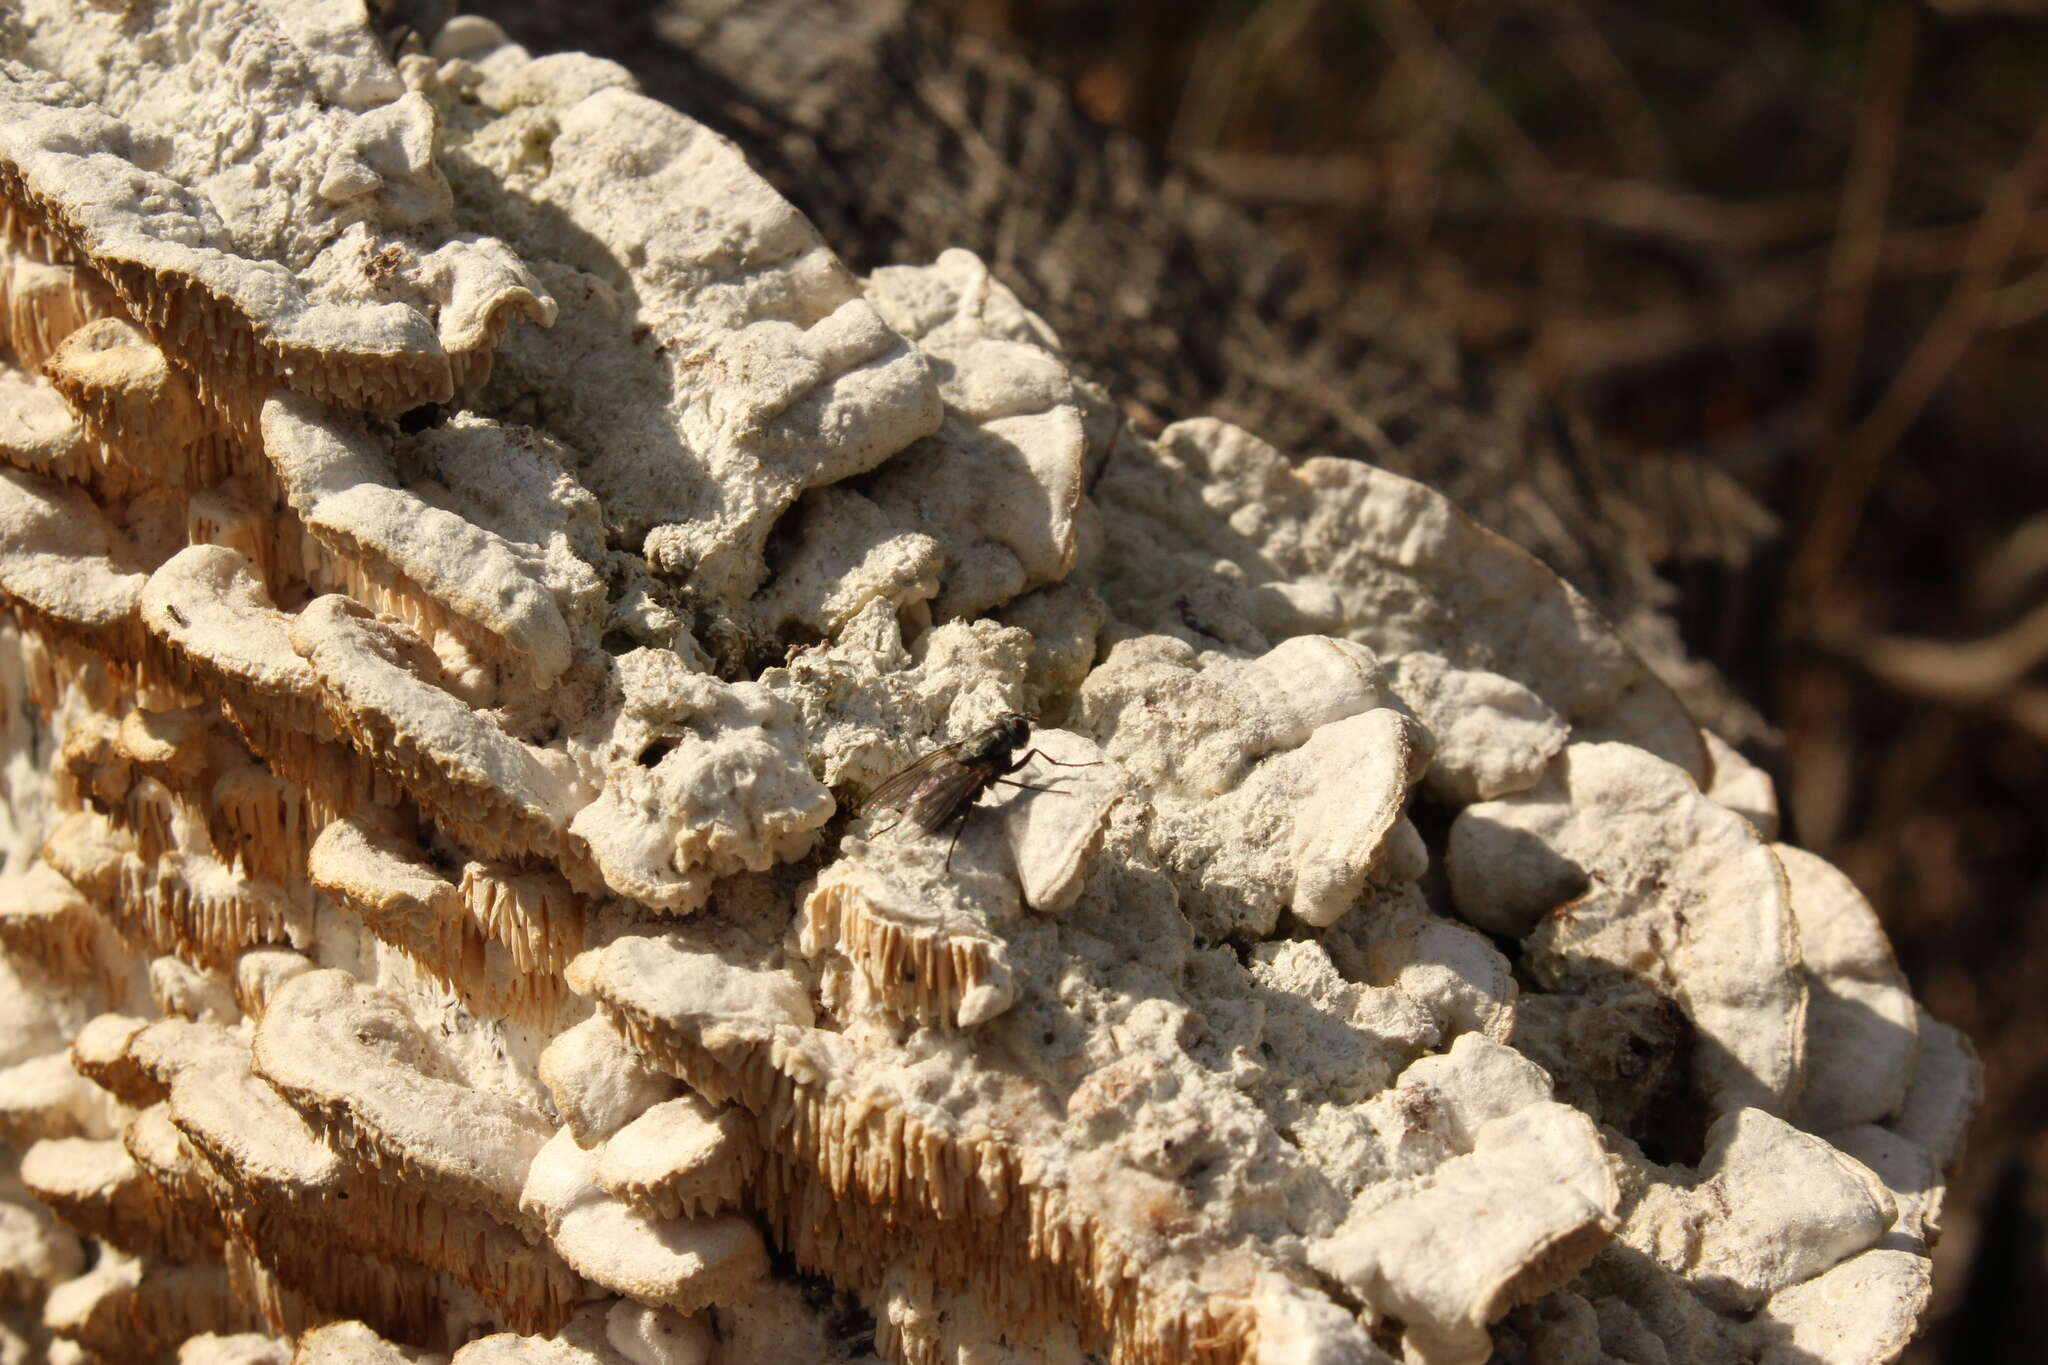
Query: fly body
xmin=860 ymin=713 xmax=1094 ymax=864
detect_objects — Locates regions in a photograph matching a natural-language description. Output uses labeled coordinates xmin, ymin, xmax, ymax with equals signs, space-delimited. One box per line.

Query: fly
xmin=860 ymin=713 xmax=1095 ymax=867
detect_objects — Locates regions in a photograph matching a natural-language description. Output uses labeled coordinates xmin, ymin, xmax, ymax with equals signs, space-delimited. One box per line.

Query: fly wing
xmin=901 ymin=763 xmax=991 ymax=833
xmin=859 ymin=742 xmax=966 ymax=816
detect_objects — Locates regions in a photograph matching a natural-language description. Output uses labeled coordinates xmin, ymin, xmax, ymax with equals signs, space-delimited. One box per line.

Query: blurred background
xmin=471 ymin=2 xmax=2046 ymax=1358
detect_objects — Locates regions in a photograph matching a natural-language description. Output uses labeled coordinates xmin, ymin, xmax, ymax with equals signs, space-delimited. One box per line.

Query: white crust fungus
xmin=1776 ymin=844 xmax=1918 ymax=1132
xmin=1452 ymin=742 xmax=1808 ymax=1116
xmin=0 ymin=4 xmax=1977 ymax=1363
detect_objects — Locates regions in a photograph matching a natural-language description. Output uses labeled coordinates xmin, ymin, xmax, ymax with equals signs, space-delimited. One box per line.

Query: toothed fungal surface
xmin=0 ymin=7 xmax=1977 ymax=1365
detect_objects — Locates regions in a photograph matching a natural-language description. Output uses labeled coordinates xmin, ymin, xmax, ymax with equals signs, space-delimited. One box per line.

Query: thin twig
xmin=1790 ymin=107 xmax=2048 ymax=613
xmin=1988 ymin=256 xmax=2048 ymax=330
xmin=1969 ymin=510 xmax=2048 ymax=611
xmin=1880 ymin=206 xmax=2048 ymax=276
xmin=1853 ymin=597 xmax=2048 ymax=706
xmin=1169 ymin=0 xmax=1327 ymax=158
xmin=1544 ymin=0 xmax=1674 ymax=180
xmin=1809 ymin=0 xmax=1918 ymax=435
xmin=1365 ymin=0 xmax=1551 ymax=198
xmin=1184 ymin=156 xmax=1840 ymax=253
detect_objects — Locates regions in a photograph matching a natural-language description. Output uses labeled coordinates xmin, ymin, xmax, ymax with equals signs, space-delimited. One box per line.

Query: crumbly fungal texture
xmin=0 ymin=7 xmax=1978 ymax=1365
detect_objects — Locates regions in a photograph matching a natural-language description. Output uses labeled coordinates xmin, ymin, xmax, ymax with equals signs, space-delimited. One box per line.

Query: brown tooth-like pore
xmin=801 ymin=726 xmax=1114 ymax=1027
xmin=567 ymin=936 xmax=816 ymax=1110
xmin=0 ymin=255 xmax=123 ymax=374
xmin=0 ymin=363 xmax=141 ymax=499
xmin=572 ymin=932 xmax=1271 ymax=1364
xmin=308 ymin=816 xmax=575 ymax=1022
xmin=137 ymin=546 xmax=373 ymax=808
xmin=41 ymin=1250 xmax=244 ymax=1363
xmin=121 ymin=1102 xmax=230 ymax=1237
xmin=251 ymin=969 xmax=555 ymax=1230
xmin=144 ymin=1016 xmax=583 ymax=1339
xmin=800 ymin=835 xmax=1023 ymax=1030
xmin=43 ymin=317 xmax=228 ymax=490
xmin=43 ymin=808 xmax=304 ymax=969
xmin=21 ymin=1134 xmax=222 ymax=1265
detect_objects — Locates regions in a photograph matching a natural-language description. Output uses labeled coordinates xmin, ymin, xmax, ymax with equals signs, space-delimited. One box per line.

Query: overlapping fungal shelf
xmin=0 ymin=6 xmax=1979 ymax=1365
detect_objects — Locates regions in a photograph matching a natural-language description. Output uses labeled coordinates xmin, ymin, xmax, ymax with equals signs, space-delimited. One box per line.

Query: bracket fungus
xmin=0 ymin=5 xmax=1978 ymax=1364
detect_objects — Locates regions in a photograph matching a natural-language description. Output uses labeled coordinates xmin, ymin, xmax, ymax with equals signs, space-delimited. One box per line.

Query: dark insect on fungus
xmin=860 ymin=712 xmax=1095 ymax=867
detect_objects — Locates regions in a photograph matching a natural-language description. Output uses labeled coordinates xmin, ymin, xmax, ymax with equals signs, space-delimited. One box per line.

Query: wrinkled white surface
xmin=1455 ymin=743 xmax=1808 ymax=1116
xmin=0 ymin=6 xmax=1979 ymax=1364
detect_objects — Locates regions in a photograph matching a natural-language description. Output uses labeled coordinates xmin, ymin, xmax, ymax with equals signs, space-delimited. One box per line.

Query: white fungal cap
xmin=0 ymin=1191 xmax=84 ymax=1303
xmin=519 ymin=1128 xmax=768 ymax=1316
xmin=1384 ymin=652 xmax=1568 ymax=804
xmin=1454 ymin=742 xmax=1808 ymax=1115
xmin=567 ymin=649 xmax=833 ymax=912
xmin=1614 ymin=1108 xmax=1897 ymax=1314
xmin=293 ymin=1321 xmax=447 ymax=1364
xmin=1076 ymin=634 xmax=1431 ymax=935
xmin=801 ymin=724 xmax=1118 ymax=1028
xmin=175 ymin=1333 xmax=291 ymax=1365
xmin=261 ymin=395 xmax=577 ymax=688
xmin=0 ymin=0 xmax=552 ymax=415
xmin=1308 ymin=1039 xmax=1619 ymax=1365
xmin=539 ymin=1015 xmax=680 ymax=1150
xmin=252 ymin=969 xmax=553 ymax=1225
xmin=1702 ymin=730 xmax=1780 ymax=838
xmin=287 ymin=595 xmax=585 ymax=863
xmin=0 ymin=466 xmax=147 ymax=638
xmin=594 ymin=1095 xmax=758 ymax=1222
xmin=1776 ymin=844 xmax=1917 ymax=1132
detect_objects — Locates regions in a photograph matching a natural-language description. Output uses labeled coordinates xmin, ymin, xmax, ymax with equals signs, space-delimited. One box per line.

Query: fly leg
xmin=1007 ymin=748 xmax=1100 ymax=773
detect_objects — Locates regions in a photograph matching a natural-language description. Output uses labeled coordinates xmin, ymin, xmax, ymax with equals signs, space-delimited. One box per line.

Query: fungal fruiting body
xmin=0 ymin=8 xmax=1976 ymax=1365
